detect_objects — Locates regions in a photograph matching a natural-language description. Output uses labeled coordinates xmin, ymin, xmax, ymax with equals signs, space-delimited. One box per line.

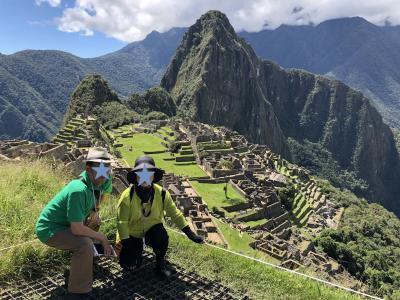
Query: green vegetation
xmin=127 ymin=87 xmax=176 ymax=116
xmin=245 ymin=219 xmax=267 ymax=228
xmin=0 ymin=160 xmax=71 ymax=249
xmin=277 ymin=184 xmax=297 ymax=210
xmin=393 ymin=128 xmax=400 ymax=157
xmin=189 ymin=181 xmax=245 ymax=218
xmin=140 ymin=111 xmax=169 ymax=121
xmin=314 ymin=184 xmax=400 ymax=298
xmin=93 ymin=101 xmax=140 ymax=129
xmin=158 ymin=126 xmax=176 ymax=141
xmin=287 ymin=138 xmax=369 ymax=196
xmin=113 ymin=131 xmax=206 ymax=177
xmin=211 ymin=218 xmax=272 ymax=260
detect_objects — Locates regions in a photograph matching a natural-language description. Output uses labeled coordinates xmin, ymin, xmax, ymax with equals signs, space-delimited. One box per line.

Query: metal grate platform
xmin=1 ymin=253 xmax=246 ymax=299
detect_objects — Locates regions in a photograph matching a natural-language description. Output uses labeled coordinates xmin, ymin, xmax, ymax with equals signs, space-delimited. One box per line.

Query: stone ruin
xmin=162 ymin=173 xmax=227 ymax=246
xmin=172 ymin=121 xmax=345 ymax=275
xmin=0 ymin=116 xmax=117 ymax=177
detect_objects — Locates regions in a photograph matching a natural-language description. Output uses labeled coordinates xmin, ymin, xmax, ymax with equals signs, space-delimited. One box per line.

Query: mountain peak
xmin=64 ymin=74 xmax=119 ymax=123
xmin=191 ymin=10 xmax=236 ymax=37
xmin=317 ymin=16 xmax=376 ymax=29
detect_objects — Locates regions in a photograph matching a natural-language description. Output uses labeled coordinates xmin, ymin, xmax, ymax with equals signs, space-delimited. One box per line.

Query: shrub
xmin=216 ymin=160 xmax=234 ymax=170
xmin=168 ymin=141 xmax=181 ymax=153
xmin=141 ymin=111 xmax=169 ymax=121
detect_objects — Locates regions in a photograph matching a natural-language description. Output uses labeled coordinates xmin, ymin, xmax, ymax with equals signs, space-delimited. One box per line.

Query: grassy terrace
xmin=157 ymin=126 xmax=176 ymax=141
xmin=245 ymin=218 xmax=267 ymax=228
xmin=189 ymin=181 xmax=246 ymax=218
xmin=211 ymin=218 xmax=279 ymax=265
xmin=1 ymin=161 xmax=362 ymax=299
xmin=112 ymin=129 xmax=206 ymax=177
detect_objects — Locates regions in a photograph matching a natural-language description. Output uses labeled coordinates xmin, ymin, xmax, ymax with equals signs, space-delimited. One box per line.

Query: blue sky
xmin=1 ymin=0 xmax=399 ymax=58
xmin=0 ymin=0 xmax=126 ymax=57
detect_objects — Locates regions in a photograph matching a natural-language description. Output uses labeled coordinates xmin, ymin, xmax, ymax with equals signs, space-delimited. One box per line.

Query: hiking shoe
xmin=155 ymin=261 xmax=171 ymax=279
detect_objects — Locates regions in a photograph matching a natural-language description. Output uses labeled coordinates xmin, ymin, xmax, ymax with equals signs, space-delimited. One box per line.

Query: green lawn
xmin=190 ymin=181 xmax=246 ymax=217
xmin=114 ymin=132 xmax=207 ymax=177
xmin=245 ymin=218 xmax=267 ymax=228
xmin=157 ymin=127 xmax=176 ymax=141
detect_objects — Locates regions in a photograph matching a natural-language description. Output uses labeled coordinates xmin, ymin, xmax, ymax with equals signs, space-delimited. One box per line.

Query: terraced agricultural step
xmin=299 ymin=209 xmax=313 ymax=226
xmin=179 ymin=149 xmax=193 ymax=155
xmin=292 ymin=193 xmax=303 ymax=208
xmin=297 ymin=205 xmax=312 ymax=223
xmin=53 ymin=137 xmax=69 ymax=143
xmin=175 ymin=155 xmax=195 ymax=162
xmin=292 ymin=196 xmax=306 ymax=216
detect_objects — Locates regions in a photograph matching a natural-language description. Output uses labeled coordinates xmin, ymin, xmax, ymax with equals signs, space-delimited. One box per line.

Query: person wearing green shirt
xmin=117 ymin=155 xmax=204 ymax=278
xmin=35 ymin=147 xmax=113 ymax=299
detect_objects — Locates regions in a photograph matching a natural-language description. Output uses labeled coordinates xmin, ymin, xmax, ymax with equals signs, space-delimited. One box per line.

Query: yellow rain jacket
xmin=117 ymin=184 xmax=187 ymax=240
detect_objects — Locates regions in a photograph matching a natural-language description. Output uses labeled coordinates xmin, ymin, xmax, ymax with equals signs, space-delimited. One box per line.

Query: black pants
xmin=119 ymin=223 xmax=169 ymax=269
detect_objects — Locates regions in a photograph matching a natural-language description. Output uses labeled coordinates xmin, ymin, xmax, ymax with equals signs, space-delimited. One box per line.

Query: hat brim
xmin=131 ymin=162 xmax=156 ymax=171
xmin=84 ymin=158 xmax=111 ymax=163
xmin=127 ymin=167 xmax=164 ymax=184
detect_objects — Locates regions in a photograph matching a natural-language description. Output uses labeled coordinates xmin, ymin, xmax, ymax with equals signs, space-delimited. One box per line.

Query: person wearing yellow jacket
xmin=117 ymin=155 xmax=204 ymax=277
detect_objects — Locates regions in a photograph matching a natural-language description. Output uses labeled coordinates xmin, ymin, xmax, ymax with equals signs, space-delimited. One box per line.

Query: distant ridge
xmin=2 ymin=17 xmax=400 ymax=141
xmin=240 ymin=17 xmax=400 ymax=128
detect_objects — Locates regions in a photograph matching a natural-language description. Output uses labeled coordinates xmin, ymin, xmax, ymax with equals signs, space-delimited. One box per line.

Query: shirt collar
xmin=79 ymin=171 xmax=102 ymax=191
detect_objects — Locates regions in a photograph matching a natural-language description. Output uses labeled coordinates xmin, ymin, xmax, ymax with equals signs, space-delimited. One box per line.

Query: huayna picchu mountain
xmin=161 ymin=11 xmax=400 ymax=216
xmin=161 ymin=11 xmax=288 ymax=157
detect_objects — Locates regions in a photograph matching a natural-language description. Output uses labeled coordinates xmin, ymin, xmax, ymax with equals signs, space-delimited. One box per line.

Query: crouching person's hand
xmin=182 ymin=226 xmax=204 ymax=244
xmin=99 ymin=234 xmax=113 ymax=257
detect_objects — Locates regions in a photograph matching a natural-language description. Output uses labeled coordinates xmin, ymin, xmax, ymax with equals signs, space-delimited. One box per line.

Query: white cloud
xmin=56 ymin=0 xmax=400 ymax=42
xmin=35 ymin=0 xmax=61 ymax=7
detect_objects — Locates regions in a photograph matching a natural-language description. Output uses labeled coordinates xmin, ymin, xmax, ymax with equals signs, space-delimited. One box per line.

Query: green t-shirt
xmin=35 ymin=171 xmax=112 ymax=243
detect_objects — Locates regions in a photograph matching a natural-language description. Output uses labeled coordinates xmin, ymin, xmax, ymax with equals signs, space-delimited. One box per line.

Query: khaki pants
xmin=46 ymin=229 xmax=93 ymax=293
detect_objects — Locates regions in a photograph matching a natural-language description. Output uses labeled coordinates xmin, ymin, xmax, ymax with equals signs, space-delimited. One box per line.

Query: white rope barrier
xmin=167 ymin=228 xmax=382 ymax=300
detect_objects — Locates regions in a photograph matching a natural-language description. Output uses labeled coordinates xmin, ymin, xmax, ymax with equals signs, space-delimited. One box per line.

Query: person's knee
xmin=146 ymin=224 xmax=169 ymax=249
xmin=76 ymin=237 xmax=93 ymax=256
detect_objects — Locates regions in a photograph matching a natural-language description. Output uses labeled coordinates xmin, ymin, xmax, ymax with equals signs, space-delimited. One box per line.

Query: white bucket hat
xmin=85 ymin=147 xmax=111 ymax=163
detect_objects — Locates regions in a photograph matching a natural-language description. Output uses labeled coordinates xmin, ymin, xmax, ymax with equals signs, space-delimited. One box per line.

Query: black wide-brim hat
xmin=126 ymin=155 xmax=164 ymax=184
